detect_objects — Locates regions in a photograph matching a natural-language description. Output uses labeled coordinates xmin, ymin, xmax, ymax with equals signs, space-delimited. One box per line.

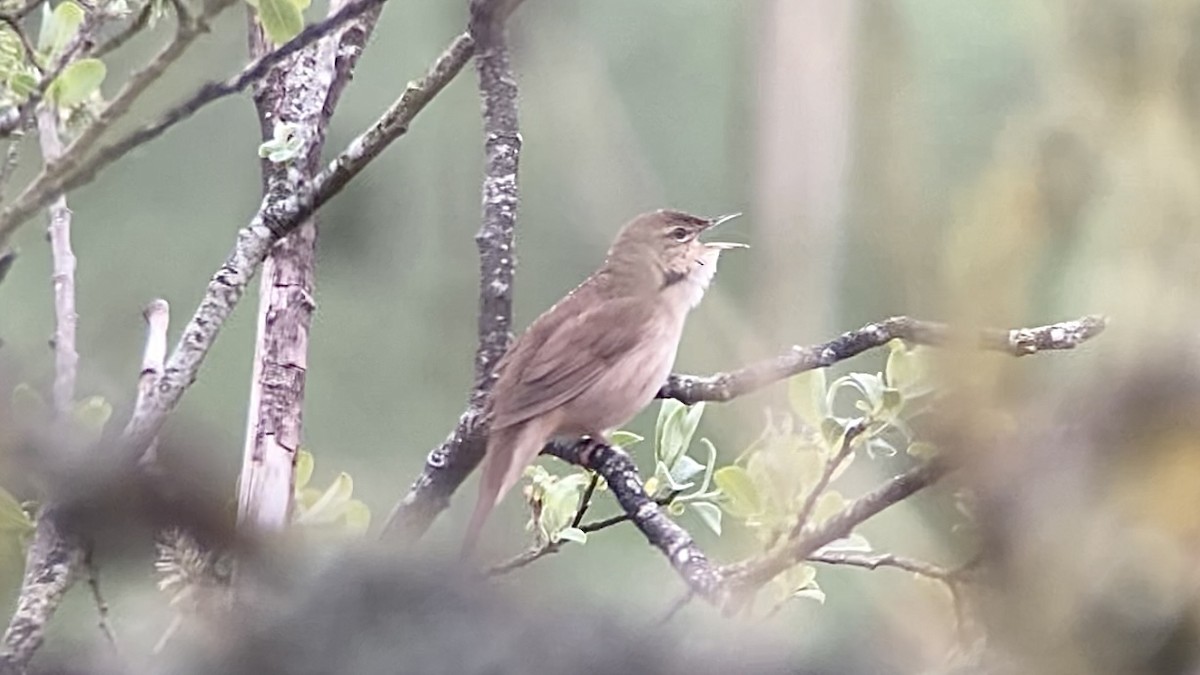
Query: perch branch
xmin=660 ymin=314 xmax=1108 ymax=404
xmin=543 ymin=439 xmax=724 ymax=602
xmin=387 ymin=315 xmax=1106 ymax=541
xmin=380 ymin=0 xmax=524 ymax=541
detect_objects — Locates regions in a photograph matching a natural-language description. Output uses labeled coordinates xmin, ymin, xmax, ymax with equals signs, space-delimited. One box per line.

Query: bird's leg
xmin=577 ymin=434 xmax=610 ymax=468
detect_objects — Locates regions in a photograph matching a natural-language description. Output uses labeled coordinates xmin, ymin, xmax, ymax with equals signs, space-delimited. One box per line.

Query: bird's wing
xmin=490 ymin=294 xmax=656 ymax=431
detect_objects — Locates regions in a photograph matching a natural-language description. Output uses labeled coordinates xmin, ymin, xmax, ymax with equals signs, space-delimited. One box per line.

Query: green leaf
xmin=669 ymin=453 xmax=705 ymax=486
xmin=792 ymin=585 xmax=826 ymax=604
xmin=296 ymin=472 xmax=353 ymax=524
xmin=255 ymin=0 xmax=303 ymax=45
xmin=39 ymin=1 xmax=85 ymax=55
xmin=788 ymin=368 xmax=828 ymax=427
xmin=555 ymin=527 xmax=587 ymax=544
xmin=907 ymin=441 xmax=938 ymax=460
xmin=295 ymin=449 xmax=314 ymax=490
xmin=811 ymin=490 xmax=845 ymax=524
xmin=655 ymin=400 xmax=687 ymax=466
xmin=0 ymin=488 xmax=33 ymax=533
xmin=341 ymin=499 xmax=370 ymax=533
xmin=50 ymin=58 xmax=106 ymax=107
xmin=609 ymin=430 xmax=643 ymax=448
xmin=288 ymin=0 xmax=310 ymax=11
xmin=690 ymin=501 xmax=722 ymax=535
xmin=655 ymin=460 xmax=690 ymax=491
xmin=714 ymin=465 xmax=760 ymax=518
xmin=71 ymin=395 xmax=112 ymax=435
xmin=12 ymin=383 xmax=46 ymax=419
xmin=8 ymin=71 xmax=37 ymax=99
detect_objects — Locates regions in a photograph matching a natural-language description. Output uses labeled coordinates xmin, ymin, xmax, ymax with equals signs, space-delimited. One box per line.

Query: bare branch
xmin=35 ymin=107 xmax=77 ymax=415
xmin=82 ymin=550 xmax=119 ymax=654
xmin=790 ymin=419 xmax=868 ymax=541
xmin=0 ymin=507 xmax=84 ymax=674
xmin=381 ymin=0 xmax=525 ymax=541
xmin=545 ymin=439 xmax=724 ymax=603
xmin=807 ymin=551 xmax=960 ymax=581
xmin=90 ymin=2 xmax=155 ymax=59
xmin=0 ymin=0 xmax=404 ymax=247
xmin=486 ymin=487 xmax=679 ymax=577
xmin=726 ymin=460 xmax=950 ymax=598
xmin=119 ymin=29 xmax=474 ymax=460
xmin=661 ymin=314 xmax=1108 ymax=404
xmin=137 ymin=298 xmax=169 ymax=465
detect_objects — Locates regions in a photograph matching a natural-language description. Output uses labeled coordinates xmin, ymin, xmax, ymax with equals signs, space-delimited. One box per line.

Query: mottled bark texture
xmin=0 ymin=508 xmax=84 ymax=675
xmin=660 ymin=314 xmax=1108 ymax=404
xmin=237 ymin=0 xmax=379 ymax=531
xmin=544 ymin=440 xmax=724 ymax=604
xmin=381 ymin=0 xmax=524 ymax=541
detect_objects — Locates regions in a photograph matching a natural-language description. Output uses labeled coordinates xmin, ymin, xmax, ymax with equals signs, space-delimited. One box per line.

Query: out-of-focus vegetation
xmin=3 ymin=0 xmax=1200 ymax=672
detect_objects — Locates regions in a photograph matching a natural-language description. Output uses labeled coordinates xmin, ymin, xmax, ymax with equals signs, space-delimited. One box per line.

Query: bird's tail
xmin=461 ymin=421 xmax=549 ymax=558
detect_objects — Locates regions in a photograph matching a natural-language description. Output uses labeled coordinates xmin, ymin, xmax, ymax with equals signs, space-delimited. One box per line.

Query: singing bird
xmin=463 ymin=209 xmax=745 ymax=554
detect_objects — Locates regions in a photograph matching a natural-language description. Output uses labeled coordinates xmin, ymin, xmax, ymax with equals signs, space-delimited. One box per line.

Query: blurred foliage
xmin=1 ymin=0 xmax=1199 ymax=671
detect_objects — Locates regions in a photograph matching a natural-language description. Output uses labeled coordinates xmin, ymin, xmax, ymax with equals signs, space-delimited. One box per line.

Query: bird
xmin=462 ymin=209 xmax=745 ymax=555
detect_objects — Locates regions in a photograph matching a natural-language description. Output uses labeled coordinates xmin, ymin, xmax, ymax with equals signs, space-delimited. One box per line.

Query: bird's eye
xmin=670 ymin=227 xmax=690 ymax=242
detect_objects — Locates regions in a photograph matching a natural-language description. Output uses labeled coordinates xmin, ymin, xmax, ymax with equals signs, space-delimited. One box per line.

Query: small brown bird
xmin=463 ymin=209 xmax=745 ymax=554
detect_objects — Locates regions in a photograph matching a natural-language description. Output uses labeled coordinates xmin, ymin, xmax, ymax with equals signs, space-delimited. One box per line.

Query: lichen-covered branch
xmin=380 ymin=0 xmax=524 ymax=541
xmin=660 ymin=314 xmax=1108 ymax=404
xmin=0 ymin=507 xmax=84 ymax=675
xmin=543 ymin=439 xmax=725 ymax=604
xmin=237 ymin=0 xmax=381 ymax=532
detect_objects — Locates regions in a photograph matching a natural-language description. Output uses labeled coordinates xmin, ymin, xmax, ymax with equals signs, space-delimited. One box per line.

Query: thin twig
xmin=545 ymin=439 xmax=724 ymax=603
xmin=660 ymin=315 xmax=1108 ymax=404
xmin=659 ymin=591 xmax=694 ymax=624
xmin=137 ymin=299 xmax=169 ymax=465
xmin=726 ymin=460 xmax=951 ymax=600
xmin=571 ymin=472 xmax=599 ymax=528
xmin=487 ymin=490 xmax=679 ymax=577
xmin=90 ymin=2 xmax=155 ymax=59
xmin=36 ymin=106 xmax=77 ymax=415
xmin=789 ymin=419 xmax=868 ymax=541
xmin=83 ymin=549 xmax=119 ymax=654
xmin=806 ymin=551 xmax=959 ymax=581
xmin=0 ymin=0 xmax=404 ymax=245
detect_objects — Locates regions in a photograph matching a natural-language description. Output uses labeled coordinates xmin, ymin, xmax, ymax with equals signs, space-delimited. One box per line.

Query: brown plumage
xmin=463 ymin=209 xmax=745 ymax=555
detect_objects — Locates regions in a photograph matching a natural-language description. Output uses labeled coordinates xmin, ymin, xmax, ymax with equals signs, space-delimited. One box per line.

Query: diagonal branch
xmin=660 ymin=314 xmax=1107 ymax=404
xmin=119 ymin=29 xmax=475 ymax=462
xmin=0 ymin=0 xmax=405 ymax=248
xmin=543 ymin=439 xmax=724 ymax=603
xmin=380 ymin=0 xmax=524 ymax=541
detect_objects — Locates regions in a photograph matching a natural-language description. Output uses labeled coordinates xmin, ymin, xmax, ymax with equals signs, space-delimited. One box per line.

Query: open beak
xmin=702 ymin=212 xmax=749 ymax=250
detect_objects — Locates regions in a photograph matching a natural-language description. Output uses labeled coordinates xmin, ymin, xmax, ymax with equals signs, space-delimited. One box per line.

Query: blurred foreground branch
xmin=2 ymin=22 xmax=473 ymax=672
